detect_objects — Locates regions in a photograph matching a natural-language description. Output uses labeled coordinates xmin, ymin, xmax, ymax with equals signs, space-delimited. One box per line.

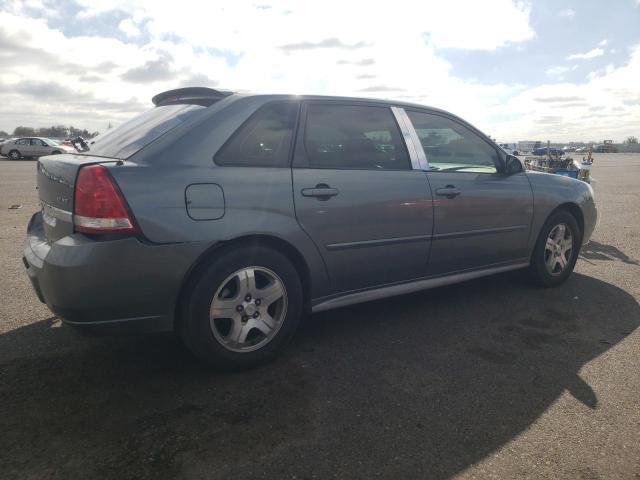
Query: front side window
xmin=215 ymin=102 xmax=299 ymax=167
xmin=31 ymin=139 xmax=45 ymax=146
xmin=302 ymin=104 xmax=410 ymax=170
xmin=406 ymin=111 xmax=498 ymax=173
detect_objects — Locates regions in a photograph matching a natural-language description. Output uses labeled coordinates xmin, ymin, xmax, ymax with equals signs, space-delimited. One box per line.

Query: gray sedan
xmin=23 ymin=87 xmax=597 ymax=370
xmin=1 ymin=137 xmax=75 ymax=159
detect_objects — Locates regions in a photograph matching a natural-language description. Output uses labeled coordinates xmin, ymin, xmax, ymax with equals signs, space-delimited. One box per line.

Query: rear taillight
xmin=74 ymin=164 xmax=139 ymax=234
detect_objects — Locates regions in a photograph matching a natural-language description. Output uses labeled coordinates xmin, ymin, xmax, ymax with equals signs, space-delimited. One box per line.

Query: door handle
xmin=435 ymin=185 xmax=461 ymax=198
xmin=301 ymin=184 xmax=339 ymax=199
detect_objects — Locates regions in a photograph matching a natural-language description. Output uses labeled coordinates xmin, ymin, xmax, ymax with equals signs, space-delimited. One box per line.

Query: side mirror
xmin=504 ymin=154 xmax=523 ymax=174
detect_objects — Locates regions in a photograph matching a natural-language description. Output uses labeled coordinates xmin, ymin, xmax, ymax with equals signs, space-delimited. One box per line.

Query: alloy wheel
xmin=544 ymin=223 xmax=573 ymax=276
xmin=209 ymin=267 xmax=288 ymax=353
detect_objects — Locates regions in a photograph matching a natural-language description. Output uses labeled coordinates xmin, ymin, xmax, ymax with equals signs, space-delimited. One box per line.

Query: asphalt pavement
xmin=0 ymin=154 xmax=638 ymax=479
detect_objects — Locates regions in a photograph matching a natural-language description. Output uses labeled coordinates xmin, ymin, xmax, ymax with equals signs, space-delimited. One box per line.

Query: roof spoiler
xmin=152 ymin=87 xmax=234 ymax=107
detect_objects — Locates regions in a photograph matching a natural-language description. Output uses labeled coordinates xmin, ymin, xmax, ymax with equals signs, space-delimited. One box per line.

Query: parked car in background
xmin=574 ymin=146 xmax=589 ymax=153
xmin=1 ymin=137 xmax=76 ymax=159
xmin=532 ymin=146 xmax=565 ymax=156
xmin=23 ymin=87 xmax=597 ymax=370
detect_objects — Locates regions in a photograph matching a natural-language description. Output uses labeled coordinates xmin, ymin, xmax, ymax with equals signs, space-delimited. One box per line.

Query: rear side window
xmin=85 ymin=104 xmax=206 ymax=159
xmin=301 ymin=104 xmax=410 ymax=170
xmin=215 ymin=102 xmax=299 ymax=167
xmin=16 ymin=138 xmax=30 ymax=145
xmin=406 ymin=111 xmax=499 ymax=173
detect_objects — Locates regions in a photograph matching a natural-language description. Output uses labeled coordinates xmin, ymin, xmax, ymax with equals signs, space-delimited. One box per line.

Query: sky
xmin=0 ymin=0 xmax=639 ymax=142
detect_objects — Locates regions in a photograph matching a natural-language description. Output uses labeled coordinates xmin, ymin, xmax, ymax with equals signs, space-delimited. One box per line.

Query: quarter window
xmin=302 ymin=104 xmax=410 ymax=170
xmin=215 ymin=102 xmax=299 ymax=167
xmin=406 ymin=111 xmax=499 ymax=173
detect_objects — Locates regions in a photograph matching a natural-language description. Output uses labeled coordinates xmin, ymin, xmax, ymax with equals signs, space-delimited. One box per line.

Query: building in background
xmin=517 ymin=140 xmax=542 ymax=153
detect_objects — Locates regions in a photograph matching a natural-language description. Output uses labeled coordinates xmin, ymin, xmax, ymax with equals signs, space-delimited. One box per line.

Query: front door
xmin=292 ymin=102 xmax=434 ymax=294
xmin=31 ymin=138 xmax=47 ymax=157
xmin=405 ymin=110 xmax=533 ymax=275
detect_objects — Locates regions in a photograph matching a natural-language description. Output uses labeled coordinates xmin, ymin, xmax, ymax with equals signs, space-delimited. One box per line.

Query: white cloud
xmin=118 ymin=18 xmax=141 ymax=37
xmin=558 ymin=8 xmax=576 ymax=18
xmin=0 ymin=0 xmax=536 ymax=134
xmin=599 ymin=39 xmax=608 ymax=46
xmin=491 ymin=44 xmax=640 ymax=141
xmin=0 ymin=1 xmax=638 ymax=142
xmin=566 ymin=48 xmax=605 ymax=60
xmin=546 ymin=66 xmax=569 ymax=77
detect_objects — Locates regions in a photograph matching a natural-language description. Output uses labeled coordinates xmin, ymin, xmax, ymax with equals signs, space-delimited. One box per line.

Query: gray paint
xmin=24 ymin=92 xmax=598 ymax=331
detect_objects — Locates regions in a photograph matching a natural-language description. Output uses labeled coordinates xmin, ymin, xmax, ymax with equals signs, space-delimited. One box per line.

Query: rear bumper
xmin=23 ymin=212 xmax=204 ymax=333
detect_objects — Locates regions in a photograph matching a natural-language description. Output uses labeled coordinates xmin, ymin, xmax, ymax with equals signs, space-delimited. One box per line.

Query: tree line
xmin=0 ymin=126 xmax=101 ymax=139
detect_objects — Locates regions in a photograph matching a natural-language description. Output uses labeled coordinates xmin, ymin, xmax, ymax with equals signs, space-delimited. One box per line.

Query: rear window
xmin=215 ymin=102 xmax=299 ymax=167
xmin=84 ymin=104 xmax=206 ymax=159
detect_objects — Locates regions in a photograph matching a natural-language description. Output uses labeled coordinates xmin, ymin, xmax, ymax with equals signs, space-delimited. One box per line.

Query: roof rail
xmin=151 ymin=87 xmax=234 ymax=107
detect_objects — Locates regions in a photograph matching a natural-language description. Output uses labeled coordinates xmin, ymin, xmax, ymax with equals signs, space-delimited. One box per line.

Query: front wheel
xmin=529 ymin=210 xmax=581 ymax=287
xmin=179 ymin=245 xmax=303 ymax=370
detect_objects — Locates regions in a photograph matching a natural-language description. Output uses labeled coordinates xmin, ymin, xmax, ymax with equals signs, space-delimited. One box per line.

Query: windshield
xmin=83 ymin=104 xmax=206 ymax=159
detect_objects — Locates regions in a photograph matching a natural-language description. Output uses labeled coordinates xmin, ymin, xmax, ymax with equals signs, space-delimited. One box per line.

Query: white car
xmin=1 ymin=137 xmax=76 ymax=160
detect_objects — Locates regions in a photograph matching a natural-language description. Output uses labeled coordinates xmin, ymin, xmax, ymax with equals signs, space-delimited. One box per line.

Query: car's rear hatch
xmin=35 ymin=87 xmax=232 ymax=243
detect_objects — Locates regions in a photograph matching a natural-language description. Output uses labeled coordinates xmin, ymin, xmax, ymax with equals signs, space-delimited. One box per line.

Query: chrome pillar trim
xmin=391 ymin=106 xmax=422 ymax=171
xmin=395 ymin=107 xmax=429 ymax=170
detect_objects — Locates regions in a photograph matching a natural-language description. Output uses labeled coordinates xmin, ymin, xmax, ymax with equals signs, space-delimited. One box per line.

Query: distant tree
xmin=37 ymin=125 xmax=68 ymax=138
xmin=13 ymin=126 xmax=36 ymax=137
xmin=0 ymin=130 xmax=9 ymax=138
xmin=625 ymin=136 xmax=638 ymax=144
xmin=9 ymin=125 xmax=100 ymax=139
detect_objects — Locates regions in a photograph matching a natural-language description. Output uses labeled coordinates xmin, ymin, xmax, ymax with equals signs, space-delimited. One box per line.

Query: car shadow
xmin=0 ymin=272 xmax=637 ymax=480
xmin=580 ymin=240 xmax=639 ymax=265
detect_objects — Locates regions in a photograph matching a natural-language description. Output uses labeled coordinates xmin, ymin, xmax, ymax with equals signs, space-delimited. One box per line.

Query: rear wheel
xmin=529 ymin=210 xmax=581 ymax=287
xmin=179 ymin=246 xmax=303 ymax=370
xmin=8 ymin=150 xmax=20 ymax=160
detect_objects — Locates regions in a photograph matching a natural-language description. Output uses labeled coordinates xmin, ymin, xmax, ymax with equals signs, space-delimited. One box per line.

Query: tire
xmin=8 ymin=150 xmax=20 ymax=160
xmin=513 ymin=150 xmax=519 ymax=156
xmin=179 ymin=245 xmax=303 ymax=370
xmin=529 ymin=210 xmax=581 ymax=287
xmin=51 ymin=150 xmax=61 ymax=155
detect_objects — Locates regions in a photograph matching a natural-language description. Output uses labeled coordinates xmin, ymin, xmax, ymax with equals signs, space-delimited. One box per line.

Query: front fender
xmin=526 ymin=171 xmax=597 ymax=251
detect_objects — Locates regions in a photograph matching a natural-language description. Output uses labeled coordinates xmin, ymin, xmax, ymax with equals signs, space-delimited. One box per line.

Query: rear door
xmin=292 ymin=102 xmax=434 ymax=294
xmin=16 ymin=138 xmax=34 ymax=156
xmin=405 ymin=110 xmax=533 ymax=275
